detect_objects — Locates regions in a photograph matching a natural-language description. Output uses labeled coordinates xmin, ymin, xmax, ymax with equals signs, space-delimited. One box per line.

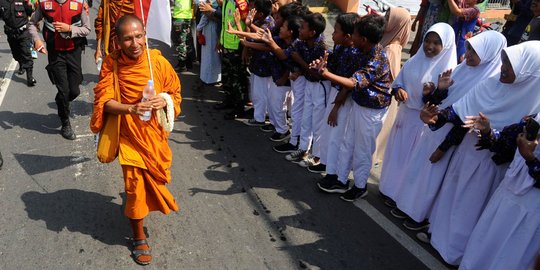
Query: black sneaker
xmin=403 ymin=219 xmax=430 ymax=231
xmin=416 ymin=232 xmax=431 ymax=244
xmin=270 ymin=130 xmax=291 ymax=142
xmin=384 ymin=198 xmax=397 ymax=208
xmin=340 ymin=186 xmax=368 ymax=202
xmin=244 ymin=118 xmax=266 ymax=127
xmin=285 ymin=149 xmax=306 ymax=163
xmin=273 ymin=142 xmax=297 ymax=153
xmin=307 ymin=163 xmax=326 ymax=173
xmin=390 ymin=208 xmax=409 ymax=219
xmin=17 ymin=66 xmax=25 ymax=75
xmin=317 ymin=174 xmax=349 ymax=193
xmin=260 ymin=124 xmax=275 ymax=132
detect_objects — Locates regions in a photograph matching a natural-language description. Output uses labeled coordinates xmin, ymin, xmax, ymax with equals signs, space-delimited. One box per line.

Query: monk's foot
xmin=132 ymin=239 xmax=152 ymax=265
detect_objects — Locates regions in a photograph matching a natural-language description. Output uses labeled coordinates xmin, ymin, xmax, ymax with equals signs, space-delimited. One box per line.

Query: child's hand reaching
xmin=437 ymin=69 xmax=454 ymax=90
xmin=420 ymin=102 xmax=439 ymax=124
xmin=245 ymin=8 xmax=257 ymax=27
xmin=260 ymin=28 xmax=274 ymax=44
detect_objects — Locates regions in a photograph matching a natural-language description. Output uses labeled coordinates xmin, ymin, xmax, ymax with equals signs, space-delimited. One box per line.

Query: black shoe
xmin=317 ymin=174 xmax=349 ymax=193
xmin=213 ymin=102 xmax=233 ymax=110
xmin=390 ymin=208 xmax=409 ymax=219
xmin=244 ymin=118 xmax=266 ymax=127
xmin=273 ymin=142 xmax=297 ymax=153
xmin=340 ymin=186 xmax=368 ymax=202
xmin=416 ymin=232 xmax=431 ymax=244
xmin=17 ymin=66 xmax=25 ymax=75
xmin=308 ymin=163 xmax=326 ymax=173
xmin=27 ymin=77 xmax=36 ymax=87
xmin=403 ymin=219 xmax=430 ymax=231
xmin=60 ymin=121 xmax=76 ymax=140
xmin=260 ymin=124 xmax=275 ymax=132
xmin=384 ymin=198 xmax=397 ymax=208
xmin=270 ymin=130 xmax=291 ymax=142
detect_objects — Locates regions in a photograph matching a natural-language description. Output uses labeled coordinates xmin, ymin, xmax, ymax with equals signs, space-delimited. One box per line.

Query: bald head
xmin=115 ymin=14 xmax=145 ymax=38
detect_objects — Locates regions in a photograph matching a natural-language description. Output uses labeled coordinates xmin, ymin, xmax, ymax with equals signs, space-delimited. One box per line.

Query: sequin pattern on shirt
xmin=327 ymin=45 xmax=363 ymax=91
xmin=351 ymin=44 xmax=391 ymax=109
xmin=248 ymin=15 xmax=276 ymax=77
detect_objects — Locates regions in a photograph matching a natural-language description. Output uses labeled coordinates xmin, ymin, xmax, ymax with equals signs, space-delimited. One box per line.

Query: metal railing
xmin=486 ymin=0 xmax=511 ymax=9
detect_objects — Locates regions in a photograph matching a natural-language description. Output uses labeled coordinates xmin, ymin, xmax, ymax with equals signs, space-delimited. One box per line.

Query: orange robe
xmin=94 ymin=0 xmax=135 ymax=55
xmin=91 ymin=49 xmax=182 ymax=219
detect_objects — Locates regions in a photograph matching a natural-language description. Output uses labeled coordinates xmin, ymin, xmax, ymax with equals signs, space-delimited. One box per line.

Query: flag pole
xmin=138 ymin=0 xmax=154 ymax=82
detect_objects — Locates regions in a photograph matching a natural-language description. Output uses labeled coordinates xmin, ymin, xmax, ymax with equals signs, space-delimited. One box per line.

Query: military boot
xmin=26 ymin=69 xmax=36 ymax=87
xmin=60 ymin=119 xmax=76 ymax=140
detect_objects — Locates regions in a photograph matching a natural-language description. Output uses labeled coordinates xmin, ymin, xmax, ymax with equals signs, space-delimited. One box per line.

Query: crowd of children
xmin=219 ymin=0 xmax=540 ymax=268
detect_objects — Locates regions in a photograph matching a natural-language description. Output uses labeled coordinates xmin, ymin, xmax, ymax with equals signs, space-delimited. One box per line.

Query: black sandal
xmin=132 ymin=239 xmax=152 ymax=265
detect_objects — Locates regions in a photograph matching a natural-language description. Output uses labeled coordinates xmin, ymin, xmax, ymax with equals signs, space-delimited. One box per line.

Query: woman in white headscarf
xmin=378 ymin=23 xmax=457 ymax=208
xmin=459 ymin=116 xmax=540 ymax=270
xmin=394 ymin=31 xmax=507 ymax=231
xmin=419 ymin=41 xmax=540 ymax=266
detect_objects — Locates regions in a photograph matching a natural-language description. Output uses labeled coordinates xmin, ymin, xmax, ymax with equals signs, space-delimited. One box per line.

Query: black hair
xmin=278 ymin=2 xmax=309 ymax=21
xmin=303 ymin=12 xmax=326 ymax=37
xmin=354 ymin=14 xmax=386 ymax=44
xmin=254 ymin=0 xmax=273 ymax=18
xmin=114 ymin=14 xmax=144 ymax=38
xmin=336 ymin=13 xmax=360 ymax=36
xmin=476 ymin=0 xmax=486 ymax=3
xmin=286 ymin=16 xmax=303 ymax=40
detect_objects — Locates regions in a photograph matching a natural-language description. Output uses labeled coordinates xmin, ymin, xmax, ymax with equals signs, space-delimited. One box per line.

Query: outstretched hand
xmin=260 ymin=28 xmax=274 ymax=44
xmin=437 ymin=69 xmax=454 ymax=90
xmin=463 ymin=112 xmax=490 ymax=135
xmin=420 ymin=102 xmax=439 ymax=124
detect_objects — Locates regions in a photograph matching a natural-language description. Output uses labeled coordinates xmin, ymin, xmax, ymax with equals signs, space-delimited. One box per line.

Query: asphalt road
xmin=0 ymin=4 xmax=449 ymax=270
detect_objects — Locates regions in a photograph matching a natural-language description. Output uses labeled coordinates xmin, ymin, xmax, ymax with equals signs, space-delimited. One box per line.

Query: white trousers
xmin=336 ymin=104 xmax=387 ymax=188
xmin=268 ymin=81 xmax=291 ymax=134
xmin=299 ymin=80 xmax=331 ymax=154
xmin=289 ymin=76 xmax=306 ymax=145
xmin=251 ymin=75 xmax=272 ymax=122
xmin=320 ymin=89 xmax=353 ymax=174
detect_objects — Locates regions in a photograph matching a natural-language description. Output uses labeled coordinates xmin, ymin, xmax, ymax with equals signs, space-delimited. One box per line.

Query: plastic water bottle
xmin=96 ymin=57 xmax=103 ymax=71
xmin=140 ymin=80 xmax=155 ymax=121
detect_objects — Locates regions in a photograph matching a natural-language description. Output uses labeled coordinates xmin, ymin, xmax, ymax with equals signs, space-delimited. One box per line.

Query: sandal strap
xmin=132 ymin=248 xmax=151 ymax=256
xmin=133 ymin=239 xmax=148 ymax=246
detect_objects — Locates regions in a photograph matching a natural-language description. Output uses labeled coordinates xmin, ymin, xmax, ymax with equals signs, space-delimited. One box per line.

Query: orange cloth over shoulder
xmin=91 ymin=49 xmax=182 ymax=183
xmin=95 ymin=0 xmax=135 ymax=55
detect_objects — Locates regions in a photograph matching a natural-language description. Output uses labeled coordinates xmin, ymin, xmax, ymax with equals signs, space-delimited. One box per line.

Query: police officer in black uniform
xmin=29 ymin=0 xmax=90 ymax=140
xmin=0 ymin=0 xmax=36 ymax=86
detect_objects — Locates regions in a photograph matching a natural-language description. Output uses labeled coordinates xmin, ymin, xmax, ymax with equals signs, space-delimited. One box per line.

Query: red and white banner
xmin=134 ymin=0 xmax=172 ymax=46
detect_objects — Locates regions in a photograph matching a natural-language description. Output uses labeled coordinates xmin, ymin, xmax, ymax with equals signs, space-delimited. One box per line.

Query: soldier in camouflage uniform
xmin=172 ymin=0 xmax=195 ymax=71
xmin=217 ymin=0 xmax=249 ymax=120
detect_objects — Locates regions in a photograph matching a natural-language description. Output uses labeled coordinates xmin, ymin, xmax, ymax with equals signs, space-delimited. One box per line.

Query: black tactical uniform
xmin=0 ymin=0 xmax=36 ymax=86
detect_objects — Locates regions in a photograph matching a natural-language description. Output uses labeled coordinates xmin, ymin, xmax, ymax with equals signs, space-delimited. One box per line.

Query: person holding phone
xmin=458 ymin=114 xmax=540 ymax=270
xmin=418 ymin=41 xmax=540 ymax=266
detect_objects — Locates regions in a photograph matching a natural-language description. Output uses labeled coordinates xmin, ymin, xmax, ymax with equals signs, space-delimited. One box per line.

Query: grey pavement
xmin=0 ymin=3 xmax=450 ymax=270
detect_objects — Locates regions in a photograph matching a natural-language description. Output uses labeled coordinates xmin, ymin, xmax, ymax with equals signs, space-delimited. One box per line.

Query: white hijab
xmin=453 ymin=41 xmax=540 ymax=130
xmin=439 ymin=31 xmax=507 ymax=108
xmin=392 ymin=23 xmax=457 ymax=110
xmin=504 ymin=113 xmax=540 ymax=195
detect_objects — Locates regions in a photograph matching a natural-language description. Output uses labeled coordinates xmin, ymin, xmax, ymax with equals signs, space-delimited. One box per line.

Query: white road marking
xmin=0 ymin=59 xmax=17 ymax=108
xmin=353 ymin=199 xmax=447 ymax=270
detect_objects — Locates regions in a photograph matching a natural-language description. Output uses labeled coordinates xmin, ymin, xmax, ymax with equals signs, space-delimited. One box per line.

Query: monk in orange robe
xmin=90 ymin=15 xmax=181 ymax=265
xmin=94 ymin=0 xmax=135 ymax=64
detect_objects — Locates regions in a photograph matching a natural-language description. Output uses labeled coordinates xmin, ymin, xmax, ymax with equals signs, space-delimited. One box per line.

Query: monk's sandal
xmin=132 ymin=239 xmax=152 ymax=265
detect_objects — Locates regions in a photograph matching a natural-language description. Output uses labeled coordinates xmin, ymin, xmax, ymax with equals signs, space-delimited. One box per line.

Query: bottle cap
xmin=148 ymin=80 xmax=154 ymax=87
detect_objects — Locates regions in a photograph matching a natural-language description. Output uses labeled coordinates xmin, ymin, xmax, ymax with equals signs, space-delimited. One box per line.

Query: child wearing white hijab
xmin=395 ymin=31 xmax=507 ymax=231
xmin=419 ymin=41 xmax=540 ymax=266
xmin=378 ymin=23 xmax=457 ymax=209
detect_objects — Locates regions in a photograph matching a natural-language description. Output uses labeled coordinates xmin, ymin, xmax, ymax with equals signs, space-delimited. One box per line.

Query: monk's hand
xmin=147 ymin=95 xmax=167 ymax=110
xmin=53 ymin=21 xmax=71 ymax=33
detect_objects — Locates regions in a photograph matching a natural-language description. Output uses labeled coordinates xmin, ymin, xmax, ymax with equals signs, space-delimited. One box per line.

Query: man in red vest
xmin=28 ymin=0 xmax=90 ymax=140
